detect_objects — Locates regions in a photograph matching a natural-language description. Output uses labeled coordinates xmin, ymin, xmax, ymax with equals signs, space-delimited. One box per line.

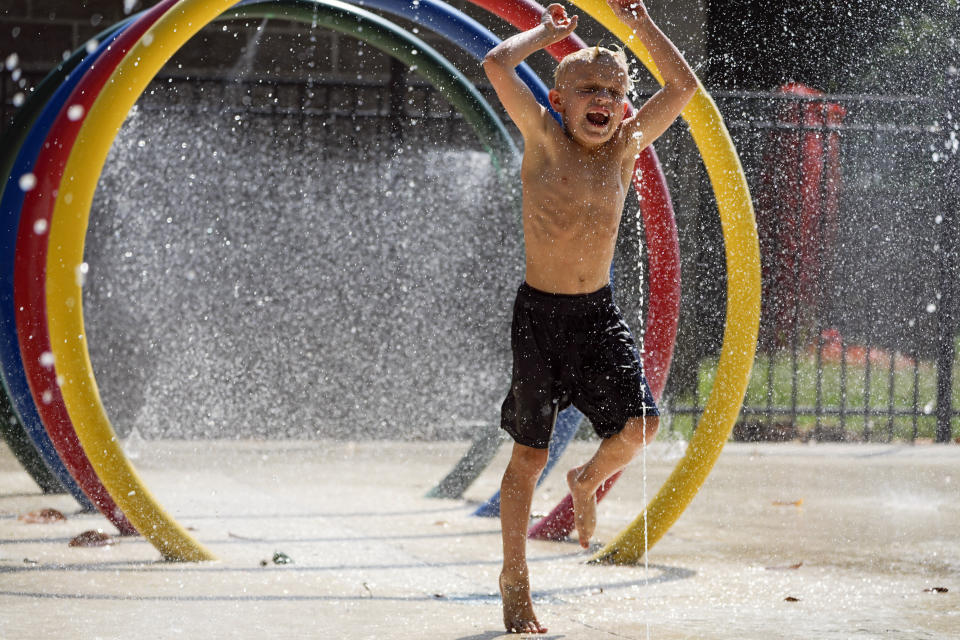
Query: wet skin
xmin=523 ymin=56 xmax=639 ymax=294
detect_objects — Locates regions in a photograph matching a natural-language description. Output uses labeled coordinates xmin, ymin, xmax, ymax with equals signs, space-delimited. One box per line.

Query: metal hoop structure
xmin=14 ymin=0 xmax=516 ymax=560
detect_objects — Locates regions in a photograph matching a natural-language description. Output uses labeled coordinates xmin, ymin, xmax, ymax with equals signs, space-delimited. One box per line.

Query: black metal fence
xmin=663 ymin=85 xmax=957 ymax=443
xmin=3 ymin=71 xmax=957 ymax=443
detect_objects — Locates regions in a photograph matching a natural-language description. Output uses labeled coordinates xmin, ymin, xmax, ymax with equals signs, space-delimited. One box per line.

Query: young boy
xmin=482 ymin=0 xmax=697 ymax=633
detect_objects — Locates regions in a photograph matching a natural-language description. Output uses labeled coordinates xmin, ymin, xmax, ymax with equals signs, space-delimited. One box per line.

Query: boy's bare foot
xmin=500 ymin=572 xmax=548 ymax=634
xmin=567 ymin=467 xmax=596 ymax=549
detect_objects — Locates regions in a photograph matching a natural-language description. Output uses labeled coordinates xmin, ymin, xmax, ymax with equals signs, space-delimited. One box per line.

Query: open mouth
xmin=586 ymin=111 xmax=610 ymax=127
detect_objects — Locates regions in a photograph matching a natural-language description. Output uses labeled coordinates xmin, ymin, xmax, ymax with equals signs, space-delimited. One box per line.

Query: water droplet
xmin=926 ymin=303 xmax=936 ymax=313
xmin=85 ymin=39 xmax=99 ymax=54
xmin=18 ymin=173 xmax=36 ymax=191
xmin=67 ymin=104 xmax=85 ymax=121
xmin=75 ymin=262 xmax=89 ymax=287
xmin=39 ymin=351 xmax=55 ymax=368
xmin=4 ymin=53 xmax=18 ymax=70
xmin=12 ymin=92 xmax=25 ymax=107
xmin=33 ymin=219 xmax=48 ymax=235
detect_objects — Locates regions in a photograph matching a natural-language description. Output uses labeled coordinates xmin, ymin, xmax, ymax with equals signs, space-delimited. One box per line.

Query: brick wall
xmin=1 ymin=1 xmax=707 ymax=89
xmin=0 ymin=1 xmax=472 ymax=130
xmin=3 ymin=1 xmax=374 ymax=80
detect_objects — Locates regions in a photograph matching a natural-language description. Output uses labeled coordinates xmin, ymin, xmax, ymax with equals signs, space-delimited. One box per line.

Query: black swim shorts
xmin=500 ymin=282 xmax=659 ymax=449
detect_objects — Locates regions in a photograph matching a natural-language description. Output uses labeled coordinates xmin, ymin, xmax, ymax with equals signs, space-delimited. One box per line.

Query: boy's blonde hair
xmin=554 ymin=45 xmax=635 ymax=92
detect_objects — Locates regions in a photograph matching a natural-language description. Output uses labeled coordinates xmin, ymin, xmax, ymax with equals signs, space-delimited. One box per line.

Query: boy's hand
xmin=607 ymin=0 xmax=650 ymax=24
xmin=541 ymin=3 xmax=578 ymax=40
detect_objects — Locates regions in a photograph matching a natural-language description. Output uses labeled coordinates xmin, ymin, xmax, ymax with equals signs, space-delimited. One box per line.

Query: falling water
xmin=85 ymin=90 xmax=521 ymax=441
xmin=633 ymin=181 xmax=650 ymax=640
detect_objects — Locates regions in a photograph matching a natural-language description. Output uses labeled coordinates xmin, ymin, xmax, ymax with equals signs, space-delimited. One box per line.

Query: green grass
xmin=665 ymin=349 xmax=960 ymax=442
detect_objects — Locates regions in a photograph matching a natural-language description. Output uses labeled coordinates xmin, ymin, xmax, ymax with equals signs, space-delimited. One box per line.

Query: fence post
xmin=936 ymin=65 xmax=959 ymax=444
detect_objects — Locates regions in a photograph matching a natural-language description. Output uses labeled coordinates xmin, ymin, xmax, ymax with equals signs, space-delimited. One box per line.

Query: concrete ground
xmin=1 ymin=438 xmax=958 ymax=639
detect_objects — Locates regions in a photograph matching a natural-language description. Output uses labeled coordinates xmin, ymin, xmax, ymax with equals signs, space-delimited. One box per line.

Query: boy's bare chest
xmin=541 ymin=146 xmax=618 ymax=184
xmin=523 ymin=149 xmax=628 ymax=217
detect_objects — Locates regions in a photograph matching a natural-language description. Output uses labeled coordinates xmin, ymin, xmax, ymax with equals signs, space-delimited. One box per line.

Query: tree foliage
xmin=858 ymin=0 xmax=960 ymax=95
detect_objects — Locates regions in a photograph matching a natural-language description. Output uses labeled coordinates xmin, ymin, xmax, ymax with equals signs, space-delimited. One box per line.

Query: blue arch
xmin=0 ymin=18 xmax=142 ymax=510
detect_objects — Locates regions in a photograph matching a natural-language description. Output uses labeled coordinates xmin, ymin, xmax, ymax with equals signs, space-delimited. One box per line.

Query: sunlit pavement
xmin=1 ymin=439 xmax=958 ymax=639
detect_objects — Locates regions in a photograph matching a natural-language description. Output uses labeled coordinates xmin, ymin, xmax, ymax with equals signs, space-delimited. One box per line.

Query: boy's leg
xmin=500 ymin=442 xmax=549 ymax=634
xmin=567 ymin=415 xmax=660 ymax=548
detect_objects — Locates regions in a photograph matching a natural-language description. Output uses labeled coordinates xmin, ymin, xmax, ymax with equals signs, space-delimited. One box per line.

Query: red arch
xmin=464 ymin=0 xmax=681 ymax=539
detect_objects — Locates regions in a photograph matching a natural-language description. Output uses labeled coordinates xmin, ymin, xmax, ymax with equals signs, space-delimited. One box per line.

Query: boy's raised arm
xmin=613 ymin=0 xmax=698 ymax=150
xmin=482 ymin=4 xmax=577 ymax=138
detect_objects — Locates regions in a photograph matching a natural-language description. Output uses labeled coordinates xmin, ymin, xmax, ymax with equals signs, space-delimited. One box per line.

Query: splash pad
xmin=1 ymin=0 xmax=758 ymax=565
xmin=4 ymin=0 xmax=517 ymax=561
xmin=3 ymin=440 xmax=957 ymax=639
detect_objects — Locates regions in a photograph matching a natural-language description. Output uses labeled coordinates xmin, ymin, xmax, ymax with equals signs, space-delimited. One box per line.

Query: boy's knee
xmin=508 ymin=443 xmax=549 ymax=478
xmin=644 ymin=415 xmax=660 ymax=440
xmin=624 ymin=415 xmax=659 ymax=447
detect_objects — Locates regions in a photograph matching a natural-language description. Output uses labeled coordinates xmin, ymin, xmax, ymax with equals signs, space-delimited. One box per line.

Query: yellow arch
xmin=564 ymin=0 xmax=762 ymax=564
xmin=45 ymin=0 xmax=243 ymax=562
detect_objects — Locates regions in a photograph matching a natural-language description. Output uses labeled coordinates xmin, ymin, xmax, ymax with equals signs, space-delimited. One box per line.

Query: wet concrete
xmin=1 ymin=439 xmax=958 ymax=639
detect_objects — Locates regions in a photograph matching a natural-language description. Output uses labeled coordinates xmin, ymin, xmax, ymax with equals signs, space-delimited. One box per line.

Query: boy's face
xmin=549 ymin=57 xmax=630 ymax=148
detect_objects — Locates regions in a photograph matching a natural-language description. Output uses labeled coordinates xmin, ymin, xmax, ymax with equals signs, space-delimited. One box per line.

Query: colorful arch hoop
xmin=562 ymin=0 xmax=759 ymax=564
xmin=18 ymin=0 xmax=757 ymax=564
xmin=0 ymin=19 xmax=142 ymax=513
xmin=3 ymin=0 xmax=523 ymax=520
xmin=0 ymin=19 xmax=133 ymax=496
xmin=0 ymin=0 xmax=547 ymax=496
xmin=31 ymin=0 xmax=517 ymax=561
xmin=14 ymin=0 xmax=679 ymax=557
xmin=8 ymin=12 xmax=178 ymax=535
